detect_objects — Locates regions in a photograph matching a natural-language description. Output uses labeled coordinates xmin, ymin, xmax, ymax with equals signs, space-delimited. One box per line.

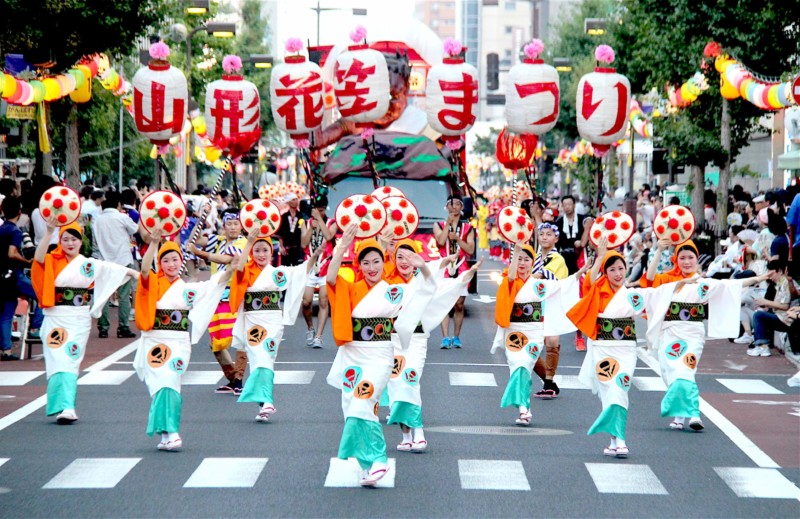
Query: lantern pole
xmin=117 ymin=100 xmax=124 ymax=192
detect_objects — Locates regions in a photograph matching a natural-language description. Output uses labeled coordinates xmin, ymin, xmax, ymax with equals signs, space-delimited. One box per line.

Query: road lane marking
xmin=0 ymin=371 xmax=45 ymax=386
xmin=448 ymin=372 xmax=497 ymax=387
xmin=324 ymin=458 xmax=395 ymax=488
xmin=0 ymin=459 xmax=7 ymax=469
xmin=714 ymin=467 xmax=800 ymax=499
xmin=43 ymin=458 xmax=141 ymax=489
xmin=77 ymin=371 xmax=135 ymax=385
xmin=184 ymin=458 xmax=268 ymax=488
xmin=458 ymin=460 xmax=530 ymax=491
xmin=637 ymin=348 xmax=780 ymax=468
xmin=632 ymin=376 xmax=667 ymax=391
xmin=716 ymin=379 xmax=784 ymax=395
xmin=552 ymin=374 xmax=588 ymax=389
xmin=181 ymin=371 xmax=224 ymax=385
xmin=83 ymin=343 xmax=138 ymax=372
xmin=585 ymin=463 xmax=668 ymax=495
xmin=274 ymin=371 xmax=315 ymax=384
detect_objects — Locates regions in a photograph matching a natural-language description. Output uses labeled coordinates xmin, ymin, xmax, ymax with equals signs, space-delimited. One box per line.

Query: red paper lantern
xmin=425 ymin=39 xmax=479 ymax=142
xmin=495 ymin=128 xmax=538 ymax=170
xmin=505 ymin=40 xmax=559 ymax=136
xmin=333 ymin=26 xmax=390 ymax=124
xmin=576 ymin=45 xmax=630 ymax=157
xmin=131 ymin=43 xmax=188 ymax=146
xmin=270 ymin=39 xmax=324 ymax=147
xmin=205 ymin=55 xmax=262 ymax=159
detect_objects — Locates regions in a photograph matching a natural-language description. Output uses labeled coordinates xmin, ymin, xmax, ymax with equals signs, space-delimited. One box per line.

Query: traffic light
xmin=486 ymin=52 xmax=499 ymax=91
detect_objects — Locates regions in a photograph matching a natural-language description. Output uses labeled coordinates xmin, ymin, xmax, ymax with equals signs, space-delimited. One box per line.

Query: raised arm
xmin=233 ymin=228 xmax=259 ymax=272
xmin=507 ymin=243 xmax=522 ymax=281
xmin=645 ymin=238 xmax=671 ymax=282
xmin=34 ymin=215 xmax=59 ymax=264
xmin=326 ymin=223 xmax=357 ymax=286
xmin=140 ymin=229 xmax=163 ymax=279
xmin=588 ymin=236 xmax=608 ymax=284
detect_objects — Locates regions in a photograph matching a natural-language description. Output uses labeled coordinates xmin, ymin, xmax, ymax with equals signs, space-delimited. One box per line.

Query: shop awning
xmin=777 ymin=149 xmax=800 ymax=170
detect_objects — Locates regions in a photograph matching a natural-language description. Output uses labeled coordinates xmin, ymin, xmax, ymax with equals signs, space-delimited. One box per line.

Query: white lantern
xmin=270 ymin=39 xmax=324 ymax=146
xmin=505 ymin=40 xmax=559 ymax=136
xmin=132 ymin=43 xmax=188 ymax=146
xmin=576 ymin=45 xmax=631 ymax=156
xmin=333 ymin=27 xmax=390 ymax=124
xmin=205 ymin=55 xmax=261 ymax=159
xmin=425 ymin=39 xmax=479 ymax=141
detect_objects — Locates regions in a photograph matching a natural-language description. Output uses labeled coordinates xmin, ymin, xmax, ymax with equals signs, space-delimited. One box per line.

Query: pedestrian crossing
xmin=0 ymin=370 xmax=789 ymax=396
xmin=4 ymin=455 xmax=796 ymax=498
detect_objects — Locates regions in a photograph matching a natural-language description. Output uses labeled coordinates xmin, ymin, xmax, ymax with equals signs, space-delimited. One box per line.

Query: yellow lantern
xmin=69 ymin=65 xmax=93 ymax=104
xmin=0 ymin=73 xmax=4 ymax=95
xmin=719 ymin=76 xmax=739 ymax=100
xmin=2 ymin=74 xmax=17 ymax=99
xmin=42 ymin=78 xmax=61 ymax=101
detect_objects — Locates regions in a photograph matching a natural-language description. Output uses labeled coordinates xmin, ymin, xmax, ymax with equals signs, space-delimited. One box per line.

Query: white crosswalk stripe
xmin=552 ymin=374 xmax=588 ymax=389
xmin=181 ymin=371 xmax=224 ymax=385
xmin=0 ymin=371 xmax=45 ymax=386
xmin=449 ymin=372 xmax=497 ymax=387
xmin=77 ymin=371 xmax=135 ymax=385
xmin=632 ymin=376 xmax=667 ymax=391
xmin=716 ymin=379 xmax=784 ymax=395
xmin=324 ymin=458 xmax=396 ymax=488
xmin=458 ymin=460 xmax=530 ymax=491
xmin=42 ymin=458 xmax=141 ymax=489
xmin=183 ymin=458 xmax=268 ymax=488
xmin=585 ymin=463 xmax=668 ymax=495
xmin=715 ymin=467 xmax=800 ymax=499
xmin=274 ymin=371 xmax=315 ymax=384
xmin=0 ymin=458 xmax=8 ymax=469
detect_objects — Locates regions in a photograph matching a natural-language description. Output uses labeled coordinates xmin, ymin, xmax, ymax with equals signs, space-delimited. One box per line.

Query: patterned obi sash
xmin=595 ymin=317 xmax=637 ymax=341
xmin=244 ymin=291 xmax=281 ymax=312
xmin=664 ymin=302 xmax=707 ymax=322
xmin=54 ymin=287 xmax=93 ymax=307
xmin=153 ymin=309 xmax=189 ymax=331
xmin=352 ymin=317 xmax=394 ymax=342
xmin=510 ymin=302 xmax=543 ymax=323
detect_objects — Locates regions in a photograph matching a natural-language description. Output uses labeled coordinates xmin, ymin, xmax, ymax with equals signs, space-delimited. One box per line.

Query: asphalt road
xmin=0 ymin=263 xmax=798 ymax=518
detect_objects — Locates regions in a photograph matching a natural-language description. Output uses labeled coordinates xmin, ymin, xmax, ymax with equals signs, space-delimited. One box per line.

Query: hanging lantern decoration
xmin=270 ymin=38 xmax=324 ymax=149
xmin=425 ymin=38 xmax=479 ymax=149
xmin=69 ymin=64 xmax=93 ymax=104
xmin=333 ymin=26 xmax=391 ymax=131
xmin=505 ymin=39 xmax=559 ymax=137
xmin=576 ymin=45 xmax=631 ymax=158
xmin=131 ymin=42 xmax=188 ymax=147
xmin=495 ymin=128 xmax=538 ymax=170
xmin=204 ymin=54 xmax=262 ymax=159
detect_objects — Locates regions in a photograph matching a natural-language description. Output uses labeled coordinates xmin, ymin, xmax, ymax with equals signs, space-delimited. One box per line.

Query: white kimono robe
xmin=231 ymin=263 xmax=308 ymax=373
xmin=132 ymin=274 xmax=225 ymax=397
xmin=42 ymin=255 xmax=131 ymax=379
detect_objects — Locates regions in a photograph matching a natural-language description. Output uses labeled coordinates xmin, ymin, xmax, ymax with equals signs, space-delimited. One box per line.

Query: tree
xmin=614 ymin=0 xmax=800 ymax=225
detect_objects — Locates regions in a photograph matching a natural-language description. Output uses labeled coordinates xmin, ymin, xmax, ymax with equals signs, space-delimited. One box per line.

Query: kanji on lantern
xmin=333 ymin=26 xmax=390 ymax=124
xmin=505 ymin=40 xmax=559 ymax=136
xmin=270 ymin=38 xmax=324 ymax=148
xmin=131 ymin=42 xmax=188 ymax=146
xmin=576 ymin=45 xmax=631 ymax=157
xmin=426 ymin=38 xmax=479 ymax=142
xmin=204 ymin=55 xmax=261 ymax=159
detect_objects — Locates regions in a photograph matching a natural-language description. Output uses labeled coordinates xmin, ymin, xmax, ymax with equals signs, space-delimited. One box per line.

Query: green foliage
xmin=234 ymin=0 xmax=275 ymax=135
xmin=472 ymin=127 xmax=500 ymax=157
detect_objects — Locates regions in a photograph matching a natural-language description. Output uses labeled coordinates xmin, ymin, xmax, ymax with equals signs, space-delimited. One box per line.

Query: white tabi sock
xmin=402 ymin=431 xmax=413 ymax=444
xmin=413 ymin=428 xmax=426 ymax=443
xmin=616 ymin=438 xmax=627 ymax=448
xmin=167 ymin=432 xmax=180 ymax=442
xmin=673 ymin=417 xmax=685 ymax=425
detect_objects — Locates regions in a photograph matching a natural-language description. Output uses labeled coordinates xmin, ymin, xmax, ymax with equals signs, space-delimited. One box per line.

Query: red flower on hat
xmin=660 ymin=210 xmax=669 ymax=219
xmin=158 ymin=207 xmax=170 ymax=219
xmin=399 ymin=199 xmax=408 ymax=208
xmin=60 ymin=188 xmax=69 ymax=196
xmin=174 ymin=208 xmax=184 ymax=219
xmin=145 ymin=200 xmax=156 ymax=210
xmin=608 ymin=233 xmax=618 ymax=244
xmin=245 ymin=203 xmax=254 ymax=212
xmin=406 ymin=214 xmax=416 ymax=224
xmin=676 ymin=208 xmax=686 ymax=216
xmin=382 ymin=187 xmax=392 ymax=194
xmin=504 ymin=208 xmax=513 ymax=216
xmin=270 ymin=213 xmax=279 ymax=222
xmin=145 ymin=217 xmax=156 ymax=228
xmin=44 ymin=192 xmax=52 ymax=201
xmin=595 ymin=216 xmax=604 ymax=224
xmin=503 ymin=223 xmax=513 ymax=232
xmin=57 ymin=214 xmax=68 ymax=224
xmin=164 ymin=194 xmax=173 ymax=204
xmin=256 ymin=210 xmax=267 ymax=220
xmin=359 ymin=221 xmax=371 ymax=231
xmin=263 ymin=200 xmax=271 ymax=208
xmin=394 ymin=225 xmax=404 ymax=236
xmin=163 ymin=222 xmax=174 ymax=233
xmin=53 ymin=198 xmax=63 ymax=209
xmin=517 ymin=231 xmax=525 ymax=241
xmin=354 ymin=205 xmax=368 ymax=217
xmin=527 ymin=222 xmax=533 ymax=230
xmin=260 ymin=225 xmax=269 ymax=235
xmin=341 ymin=215 xmax=351 ymax=227
xmin=683 ymin=222 xmax=692 ymax=231
xmin=371 ymin=209 xmax=383 ymax=219
xmin=620 ymin=221 xmax=631 ymax=231
xmin=612 ymin=211 xmax=621 ymax=218
xmin=342 ymin=198 xmax=353 ymax=209
xmin=516 ymin=216 xmax=526 ymax=225
xmin=671 ymin=232 xmax=680 ymax=242
xmin=42 ymin=208 xmax=51 ymax=217
xmin=604 ymin=219 xmax=616 ymax=230
xmin=667 ymin=218 xmax=679 ymax=229
xmin=245 ymin=218 xmax=254 ymax=227
xmin=592 ymin=229 xmax=602 ymax=240
xmin=391 ymin=209 xmax=402 ymax=221
xmin=363 ymin=195 xmax=375 ymax=204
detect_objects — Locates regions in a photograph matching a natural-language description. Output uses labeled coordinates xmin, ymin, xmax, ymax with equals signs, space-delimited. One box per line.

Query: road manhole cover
xmin=426 ymin=425 xmax=573 ymax=436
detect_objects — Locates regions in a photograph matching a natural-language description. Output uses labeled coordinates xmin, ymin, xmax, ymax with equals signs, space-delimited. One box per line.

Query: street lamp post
xmin=310 ymin=2 xmax=367 ymax=45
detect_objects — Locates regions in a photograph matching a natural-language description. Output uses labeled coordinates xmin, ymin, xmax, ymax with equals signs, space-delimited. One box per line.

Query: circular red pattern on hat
xmin=271 ymin=213 xmax=279 ymax=222
xmin=391 ymin=209 xmax=402 ymax=221
xmin=667 ymin=218 xmax=679 ymax=229
xmin=503 ymin=223 xmax=513 ymax=232
xmin=69 ymin=201 xmax=78 ymax=211
xmin=608 ymin=233 xmax=618 ymax=244
xmin=676 ymin=208 xmax=686 ymax=216
xmin=371 ymin=209 xmax=382 ymax=219
xmin=406 ymin=214 xmax=416 ymax=224
xmin=612 ymin=211 xmax=621 ymax=218
xmin=263 ymin=200 xmax=271 ymax=208
xmin=44 ymin=192 xmax=52 ymax=201
xmin=382 ymin=187 xmax=392 ymax=194
xmin=342 ymin=199 xmax=353 ymax=209
xmin=245 ymin=218 xmax=253 ymax=227
xmin=656 ymin=225 xmax=665 ymax=234
xmin=260 ymin=225 xmax=269 ymax=235
xmin=57 ymin=214 xmax=67 ymax=224
xmin=382 ymin=200 xmax=390 ymax=208
xmin=620 ymin=221 xmax=631 ymax=231
xmin=517 ymin=231 xmax=525 ymax=241
xmin=394 ymin=226 xmax=404 ymax=236
xmin=174 ymin=208 xmax=184 ymax=219
xmin=363 ymin=195 xmax=374 ymax=204
xmin=145 ymin=217 xmax=156 ymax=228
xmin=53 ymin=199 xmax=63 ymax=209
xmin=527 ymin=222 xmax=533 ymax=230
xmin=399 ymin=200 xmax=408 ymax=208
xmin=60 ymin=188 xmax=68 ymax=196
xmin=354 ymin=205 xmax=367 ymax=217
xmin=504 ymin=208 xmax=513 ymax=216
xmin=516 ymin=216 xmax=526 ymax=225
xmin=660 ymin=210 xmax=669 ymax=218
xmin=157 ymin=207 xmax=169 ymax=219
xmin=359 ymin=221 xmax=371 ymax=231
xmin=341 ymin=215 xmax=351 ymax=226
xmin=245 ymin=203 xmax=253 ymax=212
xmin=604 ymin=219 xmax=616 ymax=230
xmin=593 ymin=229 xmax=602 ymax=239
xmin=595 ymin=216 xmax=605 ymax=224
xmin=145 ymin=200 xmax=156 ymax=210
xmin=42 ymin=208 xmax=51 ymax=217
xmin=671 ymin=232 xmax=680 ymax=242
xmin=256 ymin=210 xmax=267 ymax=220
xmin=683 ymin=222 xmax=692 ymax=231
xmin=163 ymin=222 xmax=174 ymax=233
xmin=163 ymin=194 xmax=173 ymax=204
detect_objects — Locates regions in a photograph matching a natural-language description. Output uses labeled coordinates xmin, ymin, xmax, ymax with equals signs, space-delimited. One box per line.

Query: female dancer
xmin=384 ymin=240 xmax=480 ymax=452
xmin=32 ymin=219 xmax=137 ymax=424
xmin=641 ymin=238 xmax=766 ymax=431
xmin=493 ymin=243 xmax=586 ymax=426
xmin=567 ymin=237 xmax=667 ymax=458
xmin=326 ymin=225 xmax=434 ymax=486
xmin=132 ymin=231 xmax=229 ymax=451
xmin=229 ymin=229 xmax=319 ymax=422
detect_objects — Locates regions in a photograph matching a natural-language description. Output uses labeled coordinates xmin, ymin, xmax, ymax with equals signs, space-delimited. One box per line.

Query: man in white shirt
xmin=93 ymin=191 xmax=138 ymax=338
xmin=80 ymin=189 xmax=104 ymax=222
